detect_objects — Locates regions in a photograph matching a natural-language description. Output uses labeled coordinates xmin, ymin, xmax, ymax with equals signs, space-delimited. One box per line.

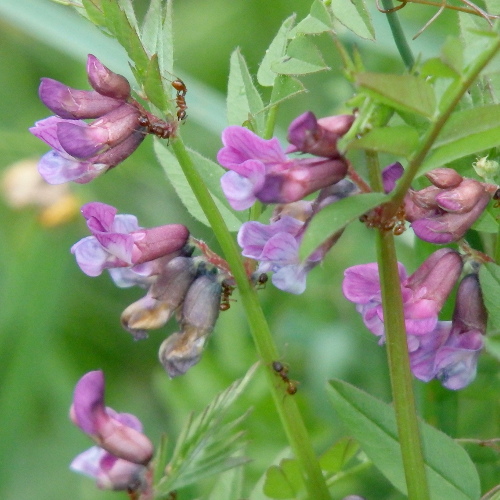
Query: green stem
xmin=380 ymin=0 xmax=415 ymax=71
xmin=366 ymin=151 xmax=429 ymax=499
xmin=169 ymin=138 xmax=331 ymax=500
xmin=376 ymin=230 xmax=430 ymax=500
xmin=387 ymin=35 xmax=500 ymax=217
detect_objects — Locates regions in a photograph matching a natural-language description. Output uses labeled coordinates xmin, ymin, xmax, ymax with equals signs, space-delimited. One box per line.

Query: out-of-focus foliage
xmin=0 ymin=1 xmax=499 ymax=499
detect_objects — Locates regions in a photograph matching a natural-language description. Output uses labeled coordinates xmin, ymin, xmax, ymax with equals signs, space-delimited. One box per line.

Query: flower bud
xmin=70 ymin=371 xmax=154 ymax=465
xmin=473 ymin=156 xmax=499 ymax=183
xmin=286 ymin=111 xmax=354 ymax=157
xmin=180 ymin=272 xmax=222 ymax=336
xmin=158 ymin=330 xmax=206 ymax=378
xmin=87 ymin=54 xmax=131 ymax=100
xmin=425 ymin=168 xmax=463 ymax=189
xmin=39 ymin=78 xmax=124 ymax=119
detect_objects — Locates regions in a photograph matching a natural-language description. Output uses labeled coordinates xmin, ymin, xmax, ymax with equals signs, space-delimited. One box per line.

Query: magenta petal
xmin=95 ymin=232 xmax=136 ymax=264
xmin=381 ymin=162 xmax=404 ymax=193
xmin=57 ymin=121 xmax=109 ymax=159
xmin=39 ymin=78 xmax=123 ymax=119
xmin=342 ymin=264 xmax=384 ymax=303
xmin=71 ymin=371 xmax=106 ymax=435
xmin=82 ymin=202 xmax=118 ymax=231
xmin=218 ymin=126 xmax=287 ymax=167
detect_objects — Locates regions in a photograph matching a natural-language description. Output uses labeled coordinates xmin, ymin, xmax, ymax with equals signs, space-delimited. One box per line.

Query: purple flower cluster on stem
xmin=30 ymin=55 xmax=145 ymax=184
xmin=70 ymin=370 xmax=153 ymax=491
xmin=342 ymin=250 xmax=487 ymax=389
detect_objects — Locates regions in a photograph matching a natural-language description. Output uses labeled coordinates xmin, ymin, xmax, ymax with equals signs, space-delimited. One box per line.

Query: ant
xmin=250 ymin=272 xmax=268 ymax=289
xmin=171 ymin=79 xmax=187 ymax=121
xmin=220 ymin=279 xmax=236 ymax=311
xmin=272 ymin=361 xmax=298 ymax=395
xmin=137 ymin=113 xmax=178 ymax=140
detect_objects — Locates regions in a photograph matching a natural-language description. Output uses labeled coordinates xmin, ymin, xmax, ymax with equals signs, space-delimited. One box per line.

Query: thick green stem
xmin=376 ymin=230 xmax=430 ymax=500
xmin=380 ymin=0 xmax=415 ymax=71
xmin=169 ymin=138 xmax=331 ymax=500
xmin=366 ymin=150 xmax=429 ymax=499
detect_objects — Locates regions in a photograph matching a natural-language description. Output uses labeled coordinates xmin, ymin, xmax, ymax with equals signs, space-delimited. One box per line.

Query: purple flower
xmin=218 ymin=125 xmax=348 ymax=210
xmin=342 ymin=249 xmax=463 ymax=342
xmin=69 ymin=371 xmax=153 ymax=490
xmin=71 ymin=202 xmax=189 ymax=277
xmin=405 ymin=168 xmax=497 ymax=243
xmin=286 ymin=111 xmax=354 ymax=157
xmin=238 ymin=215 xmax=311 ymax=294
xmin=409 ymin=274 xmax=486 ymax=390
xmin=30 ymin=55 xmax=145 ymax=184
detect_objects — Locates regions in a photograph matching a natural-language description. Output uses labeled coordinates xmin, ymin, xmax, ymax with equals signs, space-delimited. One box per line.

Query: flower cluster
xmin=71 ymin=202 xmax=224 ymax=377
xmin=70 ymin=371 xmax=154 ymax=492
xmin=342 ymin=250 xmax=487 ymax=389
xmin=405 ymin=167 xmax=497 ymax=243
xmin=29 ymin=55 xmax=147 ymax=184
xmin=219 ymin=112 xmax=356 ymax=293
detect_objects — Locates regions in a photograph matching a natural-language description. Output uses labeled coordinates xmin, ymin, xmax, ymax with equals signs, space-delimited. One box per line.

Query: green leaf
xmin=319 ymin=437 xmax=360 ymax=473
xmin=356 ymin=73 xmax=436 ymax=118
xmin=140 ymin=0 xmax=162 ymax=56
xmin=288 ymin=0 xmax=333 ymax=37
xmin=227 ymin=48 xmax=265 ymax=134
xmin=263 ymin=459 xmax=304 ymax=499
xmin=153 ymin=140 xmax=246 ymax=231
xmin=156 ymin=365 xmax=257 ymax=494
xmin=81 ymin=0 xmax=106 ymax=26
xmin=207 ymin=456 xmax=245 ymax=500
xmin=158 ymin=0 xmax=174 ymax=79
xmin=257 ymin=14 xmax=296 ymax=86
xmin=328 ymin=379 xmax=481 ymax=500
xmin=479 ymin=263 xmax=500 ymax=334
xmin=271 ymin=35 xmax=329 ymax=75
xmin=143 ymin=54 xmax=168 ymax=111
xmin=328 ymin=0 xmax=375 ymax=41
xmin=268 ymin=75 xmax=306 ymax=108
xmin=347 ymin=125 xmax=419 ymax=157
xmin=299 ymin=193 xmax=389 ymax=259
xmin=101 ymin=0 xmax=149 ymax=77
xmin=421 ymin=58 xmax=461 ymax=80
xmin=419 ymin=104 xmax=500 ymax=175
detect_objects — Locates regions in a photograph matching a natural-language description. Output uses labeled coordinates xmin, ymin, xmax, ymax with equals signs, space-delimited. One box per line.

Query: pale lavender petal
xmin=272 ymin=265 xmax=307 ymax=294
xmin=260 ymin=233 xmax=299 ymax=264
xmin=70 ymin=446 xmax=105 ymax=478
xmin=343 ymin=264 xmax=385 ymax=303
xmin=108 ymin=266 xmax=155 ymax=288
xmin=37 ymin=150 xmax=102 ymax=184
xmin=71 ymin=236 xmax=121 ymax=276
xmin=111 ymin=214 xmax=140 ymax=234
xmin=94 ymin=232 xmax=136 ymax=264
xmin=220 ymin=171 xmax=258 ymax=210
xmin=435 ymin=341 xmax=482 ymax=390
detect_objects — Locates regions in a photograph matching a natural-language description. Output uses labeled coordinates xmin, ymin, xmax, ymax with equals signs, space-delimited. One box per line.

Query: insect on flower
xmin=137 ymin=113 xmax=178 ymax=140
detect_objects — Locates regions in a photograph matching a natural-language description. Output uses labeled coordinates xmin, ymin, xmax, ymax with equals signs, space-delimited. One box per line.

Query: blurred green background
xmin=0 ymin=1 xmax=498 ymax=499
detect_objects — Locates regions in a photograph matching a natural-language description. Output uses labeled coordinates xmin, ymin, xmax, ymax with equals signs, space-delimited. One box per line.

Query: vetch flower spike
xmin=30 ymin=55 xmax=145 ymax=184
xmin=342 ymin=248 xmax=463 ymax=342
xmin=69 ymin=371 xmax=153 ymax=491
xmin=218 ymin=124 xmax=348 ymax=210
xmin=71 ymin=202 xmax=189 ymax=277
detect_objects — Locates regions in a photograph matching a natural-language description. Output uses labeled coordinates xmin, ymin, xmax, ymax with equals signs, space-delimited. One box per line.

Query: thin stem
xmin=367 ymin=151 xmax=429 ymax=499
xmin=169 ymin=138 xmax=331 ymax=500
xmin=376 ymin=230 xmax=430 ymax=500
xmin=387 ymin=35 xmax=500 ymax=218
xmin=380 ymin=0 xmax=415 ymax=70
